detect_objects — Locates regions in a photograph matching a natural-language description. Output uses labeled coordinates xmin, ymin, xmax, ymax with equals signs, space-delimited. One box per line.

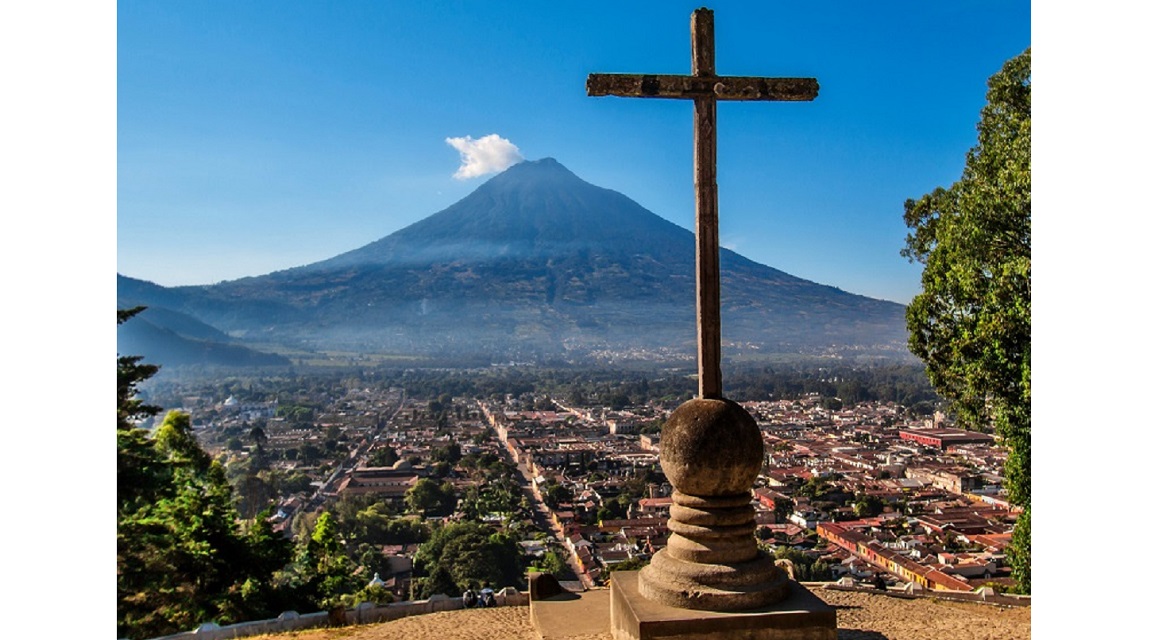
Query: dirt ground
xmin=245 ymin=588 xmax=1030 ymax=640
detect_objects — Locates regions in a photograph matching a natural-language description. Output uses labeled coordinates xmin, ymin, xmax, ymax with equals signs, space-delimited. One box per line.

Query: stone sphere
xmin=659 ymin=398 xmax=764 ymax=496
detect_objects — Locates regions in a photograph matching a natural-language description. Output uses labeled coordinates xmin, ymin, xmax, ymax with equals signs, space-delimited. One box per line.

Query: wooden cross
xmin=587 ymin=7 xmax=818 ymax=400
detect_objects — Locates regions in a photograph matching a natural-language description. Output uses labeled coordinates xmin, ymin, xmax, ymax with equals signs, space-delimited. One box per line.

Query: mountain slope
xmin=118 ymin=158 xmax=908 ymax=361
xmin=116 ymin=304 xmax=292 ymax=368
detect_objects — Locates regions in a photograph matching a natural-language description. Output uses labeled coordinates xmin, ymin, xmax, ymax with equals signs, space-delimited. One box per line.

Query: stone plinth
xmin=611 ymin=571 xmax=836 ymax=640
xmin=531 ymin=584 xmax=611 ymax=639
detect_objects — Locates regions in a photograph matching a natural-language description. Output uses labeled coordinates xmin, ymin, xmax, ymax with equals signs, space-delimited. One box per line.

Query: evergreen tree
xmin=295 ymin=512 xmax=357 ymax=609
xmin=117 ymin=311 xmax=294 ymax=639
xmin=117 ymin=307 xmax=161 ymax=430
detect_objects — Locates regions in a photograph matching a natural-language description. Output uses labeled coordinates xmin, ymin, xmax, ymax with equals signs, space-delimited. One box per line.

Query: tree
xmin=299 ymin=512 xmax=356 ymax=608
xmin=431 ymin=442 xmax=462 ymax=465
xmin=117 ymin=310 xmax=294 ymax=638
xmin=117 ymin=307 xmax=161 ymax=430
xmin=117 ymin=307 xmax=169 ymax=513
xmin=542 ymin=481 xmax=573 ymax=509
xmin=413 ymin=522 xmax=525 ymax=596
xmin=772 ymin=497 xmax=795 ymax=524
xmin=772 ymin=546 xmax=832 ymax=582
xmin=118 ymin=413 xmax=287 ymax=638
xmin=853 ymin=494 xmax=885 ymax=519
xmin=539 ymin=551 xmax=568 ymax=577
xmin=299 ymin=443 xmax=323 ymax=464
xmin=235 ymin=474 xmax=275 ymax=520
xmin=603 ymin=556 xmax=648 ymax=578
xmin=249 ymin=425 xmax=268 ymax=450
xmin=419 ymin=563 xmax=461 ymax=599
xmin=902 ymin=49 xmax=1030 ymax=592
xmin=1005 ymin=505 xmax=1030 ymax=593
xmin=368 ymin=445 xmax=399 ymax=468
xmin=405 ymin=478 xmax=457 ymax=517
xmin=796 ymin=476 xmax=832 ymax=500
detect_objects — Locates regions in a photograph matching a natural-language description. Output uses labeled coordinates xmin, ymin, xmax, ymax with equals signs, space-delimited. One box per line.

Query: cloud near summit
xmin=446 ymin=134 xmax=524 ymax=179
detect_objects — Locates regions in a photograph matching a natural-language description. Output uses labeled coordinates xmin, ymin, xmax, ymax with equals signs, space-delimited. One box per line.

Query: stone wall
xmin=143 ymin=587 xmax=529 ymax=640
xmin=822 ymin=579 xmax=1030 ymax=608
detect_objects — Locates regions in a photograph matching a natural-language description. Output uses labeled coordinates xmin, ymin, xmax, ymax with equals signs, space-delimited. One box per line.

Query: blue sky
xmin=12 ymin=4 xmax=1153 ymax=633
xmin=116 ymin=1 xmax=1030 ymax=304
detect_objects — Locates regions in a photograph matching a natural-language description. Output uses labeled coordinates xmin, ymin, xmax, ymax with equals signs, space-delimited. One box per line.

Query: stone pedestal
xmin=612 ymin=571 xmax=836 ymax=640
xmin=609 ymin=397 xmax=837 ymax=639
xmin=638 ymin=398 xmax=790 ymax=611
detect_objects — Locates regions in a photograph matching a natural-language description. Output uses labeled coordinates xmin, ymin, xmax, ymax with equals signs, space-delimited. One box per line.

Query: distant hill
xmin=117 ymin=158 xmax=909 ymax=364
xmin=117 ymin=303 xmax=291 ymax=368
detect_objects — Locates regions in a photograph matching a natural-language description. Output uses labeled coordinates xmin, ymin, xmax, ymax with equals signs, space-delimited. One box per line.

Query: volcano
xmin=117 ymin=158 xmax=908 ymax=364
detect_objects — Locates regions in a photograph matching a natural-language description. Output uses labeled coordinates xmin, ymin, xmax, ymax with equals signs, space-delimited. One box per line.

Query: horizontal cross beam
xmin=587 ymin=74 xmax=818 ymax=101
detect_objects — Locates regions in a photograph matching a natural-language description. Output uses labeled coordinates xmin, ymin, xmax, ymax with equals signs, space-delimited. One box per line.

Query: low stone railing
xmin=145 ymin=587 xmax=529 ymax=640
xmin=821 ymin=578 xmax=1031 ymax=608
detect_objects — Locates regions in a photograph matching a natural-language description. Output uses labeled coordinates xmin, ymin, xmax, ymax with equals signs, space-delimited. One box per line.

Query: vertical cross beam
xmin=691 ymin=9 xmax=722 ymax=399
xmin=587 ymin=7 xmax=818 ymax=401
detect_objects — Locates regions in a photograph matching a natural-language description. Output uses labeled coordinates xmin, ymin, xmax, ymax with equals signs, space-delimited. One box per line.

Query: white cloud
xmin=445 ymin=134 xmax=524 ymax=179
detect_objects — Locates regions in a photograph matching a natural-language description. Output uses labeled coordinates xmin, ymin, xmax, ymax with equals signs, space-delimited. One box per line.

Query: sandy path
xmin=246 ymin=588 xmax=1030 ymax=640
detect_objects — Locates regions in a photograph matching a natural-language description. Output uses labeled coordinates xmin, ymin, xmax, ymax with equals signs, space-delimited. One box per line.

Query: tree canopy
xmin=412 ymin=521 xmax=524 ymax=598
xmin=404 ymin=477 xmax=458 ymax=517
xmin=117 ymin=310 xmax=294 ymax=638
xmin=902 ymin=48 xmax=1030 ymax=592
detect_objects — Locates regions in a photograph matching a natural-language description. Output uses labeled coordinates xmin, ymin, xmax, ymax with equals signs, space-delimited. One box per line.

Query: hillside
xmin=116 ymin=305 xmax=291 ymax=368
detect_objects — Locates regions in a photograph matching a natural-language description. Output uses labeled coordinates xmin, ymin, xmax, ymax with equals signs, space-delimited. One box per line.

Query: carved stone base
xmin=639 ymin=548 xmax=789 ymax=611
xmin=637 ymin=490 xmax=789 ymax=610
xmin=612 ymin=571 xmax=837 ymax=640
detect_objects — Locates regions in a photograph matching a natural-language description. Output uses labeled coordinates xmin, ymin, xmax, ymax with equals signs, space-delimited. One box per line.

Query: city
xmin=170 ymin=374 xmax=1020 ymax=604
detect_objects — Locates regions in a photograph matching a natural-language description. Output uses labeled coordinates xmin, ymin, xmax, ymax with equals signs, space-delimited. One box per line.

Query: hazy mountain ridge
xmin=116 ymin=305 xmax=291 ymax=367
xmin=117 ymin=158 xmax=909 ymax=363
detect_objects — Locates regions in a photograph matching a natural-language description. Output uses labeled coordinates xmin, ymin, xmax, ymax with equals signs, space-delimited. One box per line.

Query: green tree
xmin=368 ymin=445 xmax=399 ymax=467
xmin=153 ymin=410 xmax=212 ymax=470
xmin=796 ymin=476 xmax=832 ymax=500
xmin=295 ymin=512 xmax=357 ymax=609
xmin=431 ymin=442 xmax=462 ymax=465
xmin=117 ymin=307 xmax=169 ymax=513
xmin=773 ymin=497 xmax=795 ymax=524
xmin=542 ymin=481 xmax=573 ymax=509
xmin=413 ymin=521 xmax=525 ymax=596
xmin=539 ymin=550 xmax=569 ymax=577
xmin=1005 ymin=506 xmax=1030 ymax=593
xmin=418 ymin=563 xmax=461 ymax=598
xmin=117 ymin=307 xmax=161 ymax=430
xmin=852 ymin=494 xmax=885 ymax=519
xmin=235 ymin=473 xmax=275 ymax=520
xmin=771 ymin=546 xmax=831 ymax=582
xmin=249 ymin=425 xmax=268 ymax=450
xmin=117 ymin=310 xmax=294 ymax=638
xmin=299 ymin=443 xmax=323 ymax=464
xmin=902 ymin=49 xmax=1030 ymax=592
xmin=119 ymin=412 xmax=297 ymax=638
xmin=404 ymin=478 xmax=457 ymax=517
xmin=602 ymin=556 xmax=648 ymax=577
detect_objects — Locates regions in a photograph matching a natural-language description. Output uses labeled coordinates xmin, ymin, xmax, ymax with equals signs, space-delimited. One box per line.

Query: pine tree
xmin=117 ymin=310 xmax=294 ymax=638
